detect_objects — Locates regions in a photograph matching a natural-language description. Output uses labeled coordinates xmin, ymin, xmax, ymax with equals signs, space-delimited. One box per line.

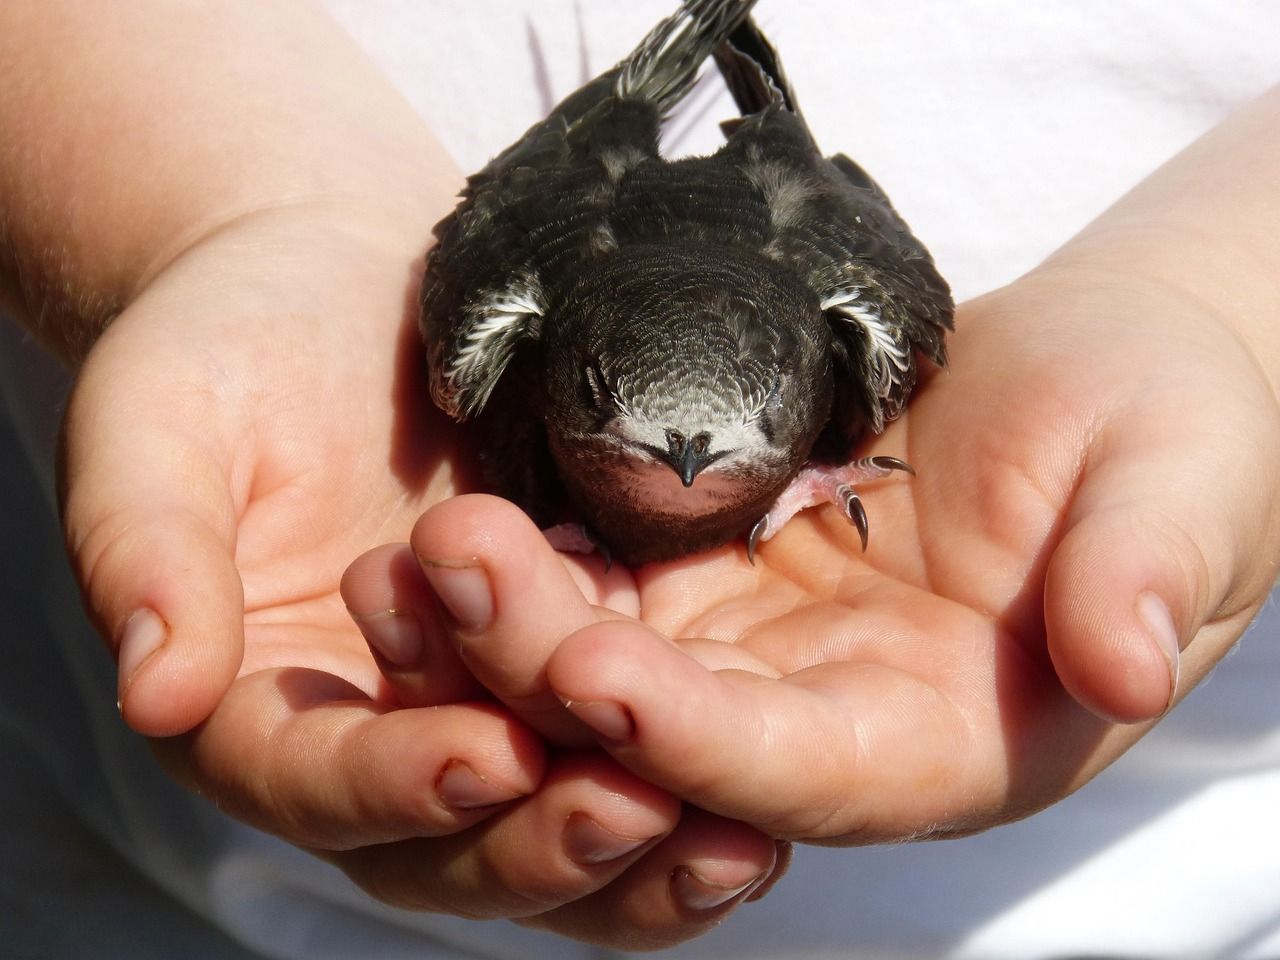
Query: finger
xmin=152 ymin=667 xmax=546 ymax=849
xmin=1044 ymin=400 xmax=1280 ymax=722
xmin=520 ymin=808 xmax=781 ymax=951
xmin=60 ymin=334 xmax=244 ymax=736
xmin=408 ymin=494 xmax=629 ymax=744
xmin=546 ymin=618 xmax=986 ymax=842
xmin=340 ymin=542 xmax=485 ymax=706
xmin=331 ymin=753 xmax=681 ymax=922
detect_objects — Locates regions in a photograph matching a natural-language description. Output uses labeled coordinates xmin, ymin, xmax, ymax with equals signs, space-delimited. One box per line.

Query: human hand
xmin=356 ymin=88 xmax=1280 ymax=851
xmin=0 ymin=0 xmax=779 ymax=943
xmin=58 ymin=203 xmax=778 ymax=948
xmin=352 ymin=243 xmax=1279 ymax=852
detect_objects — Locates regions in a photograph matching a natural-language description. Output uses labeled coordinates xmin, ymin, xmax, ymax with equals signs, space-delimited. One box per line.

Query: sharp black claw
xmin=868 ymin=455 xmax=916 ymax=477
xmin=838 ymin=485 xmax=870 ymax=551
xmin=583 ymin=524 xmax=613 ymax=573
xmin=746 ymin=515 xmax=770 ymax=565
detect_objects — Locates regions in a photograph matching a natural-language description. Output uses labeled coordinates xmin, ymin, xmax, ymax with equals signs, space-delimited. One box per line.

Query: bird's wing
xmin=421 ymin=116 xmax=589 ymax=421
xmin=807 ymin=148 xmax=954 ymax=439
xmin=423 ymin=0 xmax=760 ymax=421
xmin=716 ymin=20 xmax=953 ymax=441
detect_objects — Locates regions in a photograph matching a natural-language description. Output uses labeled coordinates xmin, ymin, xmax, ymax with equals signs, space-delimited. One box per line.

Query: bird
xmin=420 ymin=0 xmax=954 ymax=566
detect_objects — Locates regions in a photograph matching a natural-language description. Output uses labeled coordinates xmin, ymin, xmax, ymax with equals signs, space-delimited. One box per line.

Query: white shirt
xmin=2 ymin=3 xmax=1277 ymax=957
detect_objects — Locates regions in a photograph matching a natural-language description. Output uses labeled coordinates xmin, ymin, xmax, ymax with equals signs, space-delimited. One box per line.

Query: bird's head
xmin=543 ymin=246 xmax=832 ymax=506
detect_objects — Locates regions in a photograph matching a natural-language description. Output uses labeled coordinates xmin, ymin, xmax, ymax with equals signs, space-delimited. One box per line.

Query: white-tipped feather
xmin=822 ymin=288 xmax=912 ymax=400
xmin=615 ymin=0 xmax=757 ymax=113
xmin=444 ymin=280 xmax=545 ymax=417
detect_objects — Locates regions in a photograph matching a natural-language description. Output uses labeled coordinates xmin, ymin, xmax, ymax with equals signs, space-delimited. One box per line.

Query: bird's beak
xmin=661 ymin=431 xmax=713 ymax=487
xmin=676 ymin=443 xmax=701 ymax=487
xmin=667 ymin=438 xmax=713 ymax=488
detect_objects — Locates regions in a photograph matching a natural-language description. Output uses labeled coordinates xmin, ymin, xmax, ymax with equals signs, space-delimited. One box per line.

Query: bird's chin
xmin=553 ymin=445 xmax=790 ymax=564
xmin=623 ymin=459 xmax=745 ymax=515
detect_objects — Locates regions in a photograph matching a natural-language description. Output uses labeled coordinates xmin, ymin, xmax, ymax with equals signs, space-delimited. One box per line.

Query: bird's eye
xmin=584 ymin=361 xmax=614 ymax=411
xmin=756 ymin=372 xmax=783 ymax=443
xmin=765 ymin=371 xmax=784 ymax=407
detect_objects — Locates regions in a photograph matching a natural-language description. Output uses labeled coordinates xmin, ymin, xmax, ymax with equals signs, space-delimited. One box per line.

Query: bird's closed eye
xmin=753 ymin=372 xmax=785 ymax=443
xmin=765 ymin=370 xmax=785 ymax=408
xmin=584 ymin=361 xmax=616 ymax=412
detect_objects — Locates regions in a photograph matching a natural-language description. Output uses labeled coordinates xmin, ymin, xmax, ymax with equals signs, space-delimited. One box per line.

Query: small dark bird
xmin=421 ymin=0 xmax=953 ymax=566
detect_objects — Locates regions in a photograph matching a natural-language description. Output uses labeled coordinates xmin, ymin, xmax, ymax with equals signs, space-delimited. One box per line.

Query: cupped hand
xmin=59 ymin=204 xmax=778 ymax=948
xmin=359 ymin=249 xmax=1280 ymax=850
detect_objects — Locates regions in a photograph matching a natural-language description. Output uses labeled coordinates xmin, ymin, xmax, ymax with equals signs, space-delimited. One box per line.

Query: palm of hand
xmin=88 ymin=218 xmax=792 ymax=938
xmin=547 ymin=309 xmax=1089 ymax=842
xmin=227 ymin=285 xmax=457 ymax=691
xmin=511 ymin=267 xmax=1280 ymax=843
xmin=62 ymin=210 xmax=500 ymax=826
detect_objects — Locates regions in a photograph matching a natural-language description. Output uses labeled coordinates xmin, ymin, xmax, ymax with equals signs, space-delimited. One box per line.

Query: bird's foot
xmin=747 ymin=456 xmax=915 ymax=562
xmin=543 ymin=522 xmax=613 ymax=571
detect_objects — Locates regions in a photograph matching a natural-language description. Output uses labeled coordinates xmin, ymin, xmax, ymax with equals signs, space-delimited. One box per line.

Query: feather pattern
xmin=440 ymin=277 xmax=546 ymax=418
xmin=617 ymin=0 xmax=757 ymax=112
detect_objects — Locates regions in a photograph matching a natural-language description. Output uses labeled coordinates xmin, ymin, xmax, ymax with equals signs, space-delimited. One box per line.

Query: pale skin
xmin=2 ymin=0 xmax=1278 ymax=951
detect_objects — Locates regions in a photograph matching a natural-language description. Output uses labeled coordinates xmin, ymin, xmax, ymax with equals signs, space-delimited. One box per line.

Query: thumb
xmin=1043 ymin=420 xmax=1272 ymax=724
xmin=61 ymin=335 xmax=244 ymax=737
xmin=1044 ymin=501 xmax=1204 ymax=723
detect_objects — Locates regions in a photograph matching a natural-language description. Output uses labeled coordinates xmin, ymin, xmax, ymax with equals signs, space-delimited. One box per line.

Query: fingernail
xmin=350 ymin=608 xmax=423 ymax=666
xmin=563 ymin=812 xmax=657 ymax=865
xmin=436 ymin=759 xmax=522 ymax=810
xmin=671 ymin=865 xmax=762 ymax=912
xmin=564 ymin=699 xmax=635 ymax=742
xmin=1136 ymin=591 xmax=1181 ymax=708
xmin=746 ymin=840 xmax=794 ymax=903
xmin=116 ymin=608 xmax=167 ymax=706
xmin=418 ymin=558 xmax=493 ymax=631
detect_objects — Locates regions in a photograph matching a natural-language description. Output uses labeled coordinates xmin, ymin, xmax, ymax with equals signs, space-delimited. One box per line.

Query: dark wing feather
xmin=422 ymin=0 xmax=760 ymax=420
xmin=713 ymin=15 xmax=800 ymax=118
xmin=421 ymin=109 xmax=602 ymax=420
xmin=715 ymin=20 xmax=953 ymax=444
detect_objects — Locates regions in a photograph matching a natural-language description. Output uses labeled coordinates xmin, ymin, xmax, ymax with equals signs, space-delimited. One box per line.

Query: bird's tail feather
xmin=615 ymin=0 xmax=758 ymax=114
xmin=713 ymin=17 xmax=801 ymax=118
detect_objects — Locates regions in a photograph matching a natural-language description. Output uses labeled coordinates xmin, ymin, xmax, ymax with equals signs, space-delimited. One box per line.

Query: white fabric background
xmin=2 ymin=2 xmax=1278 ymax=957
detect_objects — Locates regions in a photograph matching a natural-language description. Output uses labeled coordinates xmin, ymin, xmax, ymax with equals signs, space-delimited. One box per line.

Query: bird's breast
xmin=618 ymin=457 xmax=745 ymax=515
xmin=549 ymin=438 xmax=792 ymax=564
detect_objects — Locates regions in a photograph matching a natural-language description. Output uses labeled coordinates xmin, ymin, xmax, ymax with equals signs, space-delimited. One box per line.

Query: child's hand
xmin=348 ymin=230 xmax=1279 ymax=851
